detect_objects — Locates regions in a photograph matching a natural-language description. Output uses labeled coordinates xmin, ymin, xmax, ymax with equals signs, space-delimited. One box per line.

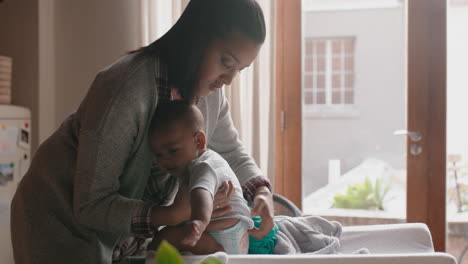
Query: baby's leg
xmin=148 ymin=226 xmax=224 ymax=255
xmin=189 ymin=233 xmax=226 ymax=255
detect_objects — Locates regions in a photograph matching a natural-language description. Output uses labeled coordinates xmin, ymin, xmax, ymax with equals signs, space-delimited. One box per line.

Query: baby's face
xmin=150 ymin=122 xmax=200 ymax=178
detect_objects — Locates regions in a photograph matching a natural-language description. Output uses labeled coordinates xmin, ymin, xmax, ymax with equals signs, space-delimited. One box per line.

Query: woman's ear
xmin=195 ymin=131 xmax=207 ymax=151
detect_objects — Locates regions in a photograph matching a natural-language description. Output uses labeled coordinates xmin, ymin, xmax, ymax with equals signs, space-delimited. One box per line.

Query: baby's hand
xmin=180 ymin=220 xmax=206 ymax=247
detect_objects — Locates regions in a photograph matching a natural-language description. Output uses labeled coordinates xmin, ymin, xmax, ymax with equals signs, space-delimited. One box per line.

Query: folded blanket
xmin=273 ymin=215 xmax=343 ymax=254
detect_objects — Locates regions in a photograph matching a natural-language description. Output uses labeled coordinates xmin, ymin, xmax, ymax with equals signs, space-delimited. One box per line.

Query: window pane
xmin=302 ymin=0 xmax=407 ymax=229
xmin=344 ymin=90 xmax=354 ymax=104
xmin=305 ymin=74 xmax=313 ymax=88
xmin=447 ymin=2 xmax=468 ymax=262
xmin=316 ymin=90 xmax=326 ymax=104
xmin=344 ymin=56 xmax=354 ymax=72
xmin=332 ymin=90 xmax=342 ymax=104
xmin=332 ymin=40 xmax=342 ymax=54
xmin=332 ymin=57 xmax=342 ymax=71
xmin=344 ymin=74 xmax=354 ymax=88
xmin=332 ymin=74 xmax=341 ymax=89
xmin=305 ymin=58 xmax=314 ymax=72
xmin=344 ymin=39 xmax=355 ymax=54
xmin=316 ymin=41 xmax=326 ymax=54
xmin=304 ymin=91 xmax=314 ymax=105
xmin=317 ymin=74 xmax=325 ymax=88
xmin=306 ymin=40 xmax=314 ymax=55
xmin=317 ymin=56 xmax=326 ymax=71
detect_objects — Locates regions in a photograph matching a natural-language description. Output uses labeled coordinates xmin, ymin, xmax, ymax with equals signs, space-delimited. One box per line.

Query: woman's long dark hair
xmin=138 ymin=0 xmax=266 ymax=103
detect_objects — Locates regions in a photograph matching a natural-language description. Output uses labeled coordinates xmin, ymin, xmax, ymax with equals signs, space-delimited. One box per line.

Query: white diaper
xmin=208 ymin=220 xmax=249 ymax=254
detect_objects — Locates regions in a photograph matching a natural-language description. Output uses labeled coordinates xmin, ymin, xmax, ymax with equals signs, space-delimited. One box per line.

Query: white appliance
xmin=0 ymin=105 xmax=31 ymax=264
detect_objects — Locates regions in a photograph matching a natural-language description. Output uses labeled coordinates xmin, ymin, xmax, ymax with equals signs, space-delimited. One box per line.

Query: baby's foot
xmin=181 ymin=220 xmax=206 ymax=247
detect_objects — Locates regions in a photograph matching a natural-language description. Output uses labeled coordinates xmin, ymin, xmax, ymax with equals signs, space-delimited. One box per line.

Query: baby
xmin=148 ymin=100 xmax=254 ymax=254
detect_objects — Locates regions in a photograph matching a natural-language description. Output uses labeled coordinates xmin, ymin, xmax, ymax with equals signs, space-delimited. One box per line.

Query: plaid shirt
xmin=113 ymin=175 xmax=270 ymax=261
xmin=112 ymin=56 xmax=271 ymax=261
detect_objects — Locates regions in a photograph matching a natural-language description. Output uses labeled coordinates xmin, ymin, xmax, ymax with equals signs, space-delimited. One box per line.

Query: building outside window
xmin=303 ymin=37 xmax=357 ymax=116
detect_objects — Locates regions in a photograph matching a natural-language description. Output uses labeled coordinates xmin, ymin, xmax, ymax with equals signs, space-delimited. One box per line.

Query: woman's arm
xmin=248 ymin=186 xmax=275 ymax=239
xmin=206 ymin=89 xmax=270 ymax=194
xmin=206 ymin=89 xmax=274 ymax=237
xmin=73 ymin=59 xmax=158 ymax=235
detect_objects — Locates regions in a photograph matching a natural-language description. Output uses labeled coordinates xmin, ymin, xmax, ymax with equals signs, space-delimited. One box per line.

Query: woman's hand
xmin=212 ymin=181 xmax=234 ymax=218
xmin=248 ymin=186 xmax=274 ymax=239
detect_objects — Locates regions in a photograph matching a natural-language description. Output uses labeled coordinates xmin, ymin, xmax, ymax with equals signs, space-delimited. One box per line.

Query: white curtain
xmin=224 ymin=0 xmax=275 ymax=180
xmin=139 ymin=0 xmax=189 ymax=45
xmin=140 ymin=0 xmax=276 ymax=180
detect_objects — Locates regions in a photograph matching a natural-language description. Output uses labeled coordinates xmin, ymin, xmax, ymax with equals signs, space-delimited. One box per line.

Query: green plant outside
xmin=462 ymin=187 xmax=468 ymax=212
xmin=332 ymin=176 xmax=392 ymax=211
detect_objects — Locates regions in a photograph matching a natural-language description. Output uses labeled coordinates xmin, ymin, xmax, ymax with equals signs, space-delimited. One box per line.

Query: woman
xmin=11 ymin=0 xmax=274 ymax=263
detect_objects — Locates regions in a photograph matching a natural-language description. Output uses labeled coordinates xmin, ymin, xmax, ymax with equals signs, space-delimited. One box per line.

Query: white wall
xmin=51 ymin=0 xmax=142 ymax=134
xmin=2 ymin=0 xmax=143 ymax=153
xmin=302 ymin=7 xmax=406 ymax=196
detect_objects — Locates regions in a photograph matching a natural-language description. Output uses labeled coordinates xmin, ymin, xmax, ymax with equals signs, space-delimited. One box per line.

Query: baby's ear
xmin=195 ymin=131 xmax=207 ymax=151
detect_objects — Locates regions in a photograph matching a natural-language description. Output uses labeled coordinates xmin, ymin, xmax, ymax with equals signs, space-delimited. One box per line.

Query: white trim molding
xmin=302 ymin=0 xmax=403 ymax=12
xmin=303 ymin=105 xmax=360 ymax=119
xmin=38 ymin=0 xmax=56 ymax=144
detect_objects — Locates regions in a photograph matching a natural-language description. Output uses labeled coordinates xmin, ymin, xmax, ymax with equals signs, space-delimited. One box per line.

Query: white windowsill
xmin=303 ymin=106 xmax=360 ymax=119
xmin=302 ymin=0 xmax=403 ymax=12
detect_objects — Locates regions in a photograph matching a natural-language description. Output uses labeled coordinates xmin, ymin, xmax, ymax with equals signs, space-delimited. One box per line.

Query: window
xmin=303 ymin=37 xmax=357 ymax=117
xmin=276 ymin=0 xmax=447 ymax=252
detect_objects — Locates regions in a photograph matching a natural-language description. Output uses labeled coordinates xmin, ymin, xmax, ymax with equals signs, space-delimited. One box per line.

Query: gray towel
xmin=273 ymin=215 xmax=343 ymax=254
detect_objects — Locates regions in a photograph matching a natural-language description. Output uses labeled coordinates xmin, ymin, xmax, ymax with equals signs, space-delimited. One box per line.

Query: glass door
xmin=274 ymin=0 xmax=447 ymax=252
xmin=301 ymin=0 xmax=407 ymax=226
xmin=447 ymin=1 xmax=468 ymax=262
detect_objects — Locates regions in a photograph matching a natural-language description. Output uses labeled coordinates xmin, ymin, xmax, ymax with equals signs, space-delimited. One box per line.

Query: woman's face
xmin=196 ymin=31 xmax=262 ymax=97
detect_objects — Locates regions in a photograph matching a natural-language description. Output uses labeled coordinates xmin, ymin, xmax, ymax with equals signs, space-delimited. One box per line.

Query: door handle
xmin=394 ymin=130 xmax=423 ymax=156
xmin=393 ymin=130 xmax=422 ymax=142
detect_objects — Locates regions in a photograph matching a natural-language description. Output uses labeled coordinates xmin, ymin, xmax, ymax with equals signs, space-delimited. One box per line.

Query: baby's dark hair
xmin=149 ymin=100 xmax=204 ymax=135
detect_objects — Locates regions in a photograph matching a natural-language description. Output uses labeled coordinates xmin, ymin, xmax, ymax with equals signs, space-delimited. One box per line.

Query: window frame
xmin=303 ymin=37 xmax=359 ymax=118
xmin=275 ymin=0 xmax=447 ymax=251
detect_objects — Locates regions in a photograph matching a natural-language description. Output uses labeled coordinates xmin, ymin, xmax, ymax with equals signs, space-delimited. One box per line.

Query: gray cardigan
xmin=11 ymin=51 xmax=263 ymax=263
